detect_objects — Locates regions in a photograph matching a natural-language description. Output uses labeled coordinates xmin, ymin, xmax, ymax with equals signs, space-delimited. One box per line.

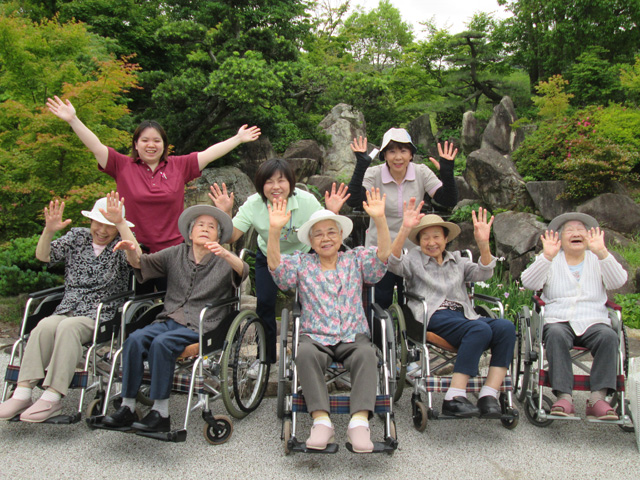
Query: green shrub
xmin=450 ymin=203 xmax=484 ymax=223
xmin=473 ymin=260 xmax=531 ymax=322
xmin=614 ymin=293 xmax=640 ymax=329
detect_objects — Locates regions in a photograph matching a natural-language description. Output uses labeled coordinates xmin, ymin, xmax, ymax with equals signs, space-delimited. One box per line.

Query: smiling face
xmin=418 ymin=225 xmax=448 ymax=264
xmin=90 ymin=220 xmax=118 ymax=246
xmin=383 ymin=142 xmax=413 ymax=179
xmin=560 ymin=220 xmax=588 ymax=254
xmin=309 ymin=219 xmax=342 ymax=260
xmin=189 ymin=215 xmax=219 ymax=247
xmin=262 ymin=171 xmax=291 ymax=204
xmin=134 ymin=127 xmax=165 ymax=165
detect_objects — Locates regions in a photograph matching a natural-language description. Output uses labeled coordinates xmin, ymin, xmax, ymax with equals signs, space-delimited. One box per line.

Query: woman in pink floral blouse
xmin=267 ymin=188 xmax=391 ymax=453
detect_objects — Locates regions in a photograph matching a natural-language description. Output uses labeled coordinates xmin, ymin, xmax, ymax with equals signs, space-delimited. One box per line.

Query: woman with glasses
xmin=209 ymin=158 xmax=350 ymax=364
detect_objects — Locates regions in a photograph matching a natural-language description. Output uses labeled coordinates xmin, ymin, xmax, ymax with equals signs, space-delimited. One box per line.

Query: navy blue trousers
xmin=121 ymin=319 xmax=199 ymax=400
xmin=255 ymin=249 xmax=279 ymax=364
xmin=428 ymin=309 xmax=516 ymax=377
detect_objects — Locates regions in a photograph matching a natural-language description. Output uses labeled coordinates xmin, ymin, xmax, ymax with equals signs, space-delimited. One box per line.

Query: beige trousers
xmin=17 ymin=315 xmax=94 ymax=396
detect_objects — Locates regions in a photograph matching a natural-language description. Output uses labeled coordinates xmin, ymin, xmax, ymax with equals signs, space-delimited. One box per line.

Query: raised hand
xmin=208 ymin=183 xmax=234 ymax=213
xmin=402 ymin=197 xmax=425 ymax=229
xmin=43 ymin=199 xmax=72 ymax=233
xmin=237 ymin=125 xmax=261 ymax=143
xmin=362 ymin=187 xmax=386 ymax=219
xmin=350 ymin=136 xmax=368 ymax=153
xmin=268 ymin=197 xmax=291 ymax=231
xmin=429 ymin=141 xmax=458 ymax=170
xmin=324 ymin=182 xmax=350 ymax=214
xmin=540 ymin=230 xmax=561 ymax=261
xmin=100 ymin=191 xmax=125 ymax=225
xmin=472 ymin=207 xmax=494 ymax=244
xmin=46 ymin=96 xmax=76 ymax=123
xmin=113 ymin=240 xmax=136 ymax=252
xmin=586 ymin=227 xmax=608 ymax=259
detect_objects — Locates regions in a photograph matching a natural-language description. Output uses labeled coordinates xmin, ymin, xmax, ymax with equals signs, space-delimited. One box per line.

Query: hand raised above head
xmin=472 ymin=206 xmax=494 ymax=244
xmin=350 ymin=136 xmax=368 ymax=153
xmin=325 ymin=182 xmax=350 ymax=213
xmin=113 ymin=240 xmax=136 ymax=252
xmin=208 ymin=183 xmax=234 ymax=212
xmin=237 ymin=125 xmax=261 ymax=143
xmin=46 ymin=95 xmax=76 ymax=123
xmin=267 ymin=197 xmax=291 ymax=230
xmin=44 ymin=199 xmax=72 ymax=233
xmin=430 ymin=141 xmax=458 ymax=166
xmin=99 ymin=191 xmax=125 ymax=225
xmin=585 ymin=227 xmax=608 ymax=258
xmin=540 ymin=230 xmax=561 ymax=261
xmin=401 ymin=197 xmax=425 ymax=229
xmin=362 ymin=187 xmax=386 ymax=219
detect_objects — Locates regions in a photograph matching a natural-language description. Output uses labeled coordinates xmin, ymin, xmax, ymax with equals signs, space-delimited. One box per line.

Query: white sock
xmin=444 ymin=387 xmax=466 ymax=401
xmin=348 ymin=418 xmax=369 ymax=429
xmin=152 ymin=398 xmax=169 ymax=418
xmin=121 ymin=397 xmax=136 ymax=411
xmin=590 ymin=389 xmax=608 ymax=403
xmin=479 ymin=385 xmax=499 ymax=399
xmin=313 ymin=414 xmax=332 ymax=428
xmin=12 ymin=386 xmax=32 ymax=401
xmin=41 ymin=389 xmax=62 ymax=403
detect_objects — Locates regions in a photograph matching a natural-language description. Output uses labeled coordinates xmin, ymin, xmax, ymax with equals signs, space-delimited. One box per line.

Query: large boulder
xmin=318 ymin=104 xmax=366 ymax=179
xmin=608 ymin=251 xmax=635 ymax=298
xmin=526 ymin=181 xmax=579 ymax=221
xmin=461 ymin=111 xmax=484 ymax=155
xmin=284 ymin=157 xmax=318 ymax=183
xmin=307 ymin=175 xmax=338 ymax=199
xmin=463 ymin=148 xmax=533 ymax=211
xmin=447 ymin=222 xmax=477 ymax=259
xmin=578 ymin=193 xmax=640 ymax=235
xmin=283 ymin=139 xmax=325 ymax=163
xmin=407 ymin=114 xmax=437 ymax=158
xmin=481 ymin=96 xmax=524 ymax=155
xmin=493 ymin=211 xmax=547 ymax=278
xmin=185 ymin=166 xmax=255 ymax=214
xmin=237 ymin=136 xmax=276 ymax=185
xmin=455 ymin=176 xmax=480 ymax=203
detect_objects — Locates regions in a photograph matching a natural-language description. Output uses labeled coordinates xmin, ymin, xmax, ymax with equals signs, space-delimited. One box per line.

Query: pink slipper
xmin=347 ymin=425 xmax=374 ymax=453
xmin=586 ymin=400 xmax=619 ymax=421
xmin=306 ymin=424 xmax=335 ymax=450
xmin=0 ymin=397 xmax=33 ymax=420
xmin=19 ymin=398 xmax=62 ymax=423
xmin=550 ymin=398 xmax=575 ymax=417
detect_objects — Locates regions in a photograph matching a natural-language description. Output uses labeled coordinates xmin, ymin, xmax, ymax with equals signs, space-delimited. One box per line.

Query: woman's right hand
xmin=541 ymin=230 xmax=561 ymax=261
xmin=350 ymin=136 xmax=368 ymax=153
xmin=44 ymin=199 xmax=72 ymax=233
xmin=402 ymin=197 xmax=425 ymax=229
xmin=46 ymin=96 xmax=77 ymax=123
xmin=208 ymin=183 xmax=234 ymax=213
xmin=267 ymin=197 xmax=291 ymax=231
xmin=113 ymin=240 xmax=136 ymax=252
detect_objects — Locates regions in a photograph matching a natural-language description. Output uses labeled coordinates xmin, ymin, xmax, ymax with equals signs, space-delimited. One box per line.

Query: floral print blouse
xmin=271 ymin=247 xmax=387 ymax=346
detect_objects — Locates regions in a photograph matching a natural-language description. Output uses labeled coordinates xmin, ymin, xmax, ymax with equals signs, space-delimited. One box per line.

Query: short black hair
xmin=380 ymin=140 xmax=415 ymax=162
xmin=131 ymin=120 xmax=169 ymax=163
xmin=254 ymin=158 xmax=296 ymax=202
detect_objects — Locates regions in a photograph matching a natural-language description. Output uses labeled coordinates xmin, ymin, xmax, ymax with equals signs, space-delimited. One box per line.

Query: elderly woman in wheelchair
xmin=0 ymin=193 xmax=133 ymax=422
xmin=101 ymin=204 xmax=248 ymax=433
xmin=520 ymin=212 xmax=628 ymax=420
xmin=267 ymin=188 xmax=391 ymax=453
xmin=388 ymin=201 xmax=516 ymax=419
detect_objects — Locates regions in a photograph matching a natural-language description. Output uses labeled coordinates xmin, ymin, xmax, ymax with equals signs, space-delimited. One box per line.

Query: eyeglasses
xmin=562 ymin=227 xmax=587 ymax=234
xmin=311 ymin=229 xmax=340 ymax=241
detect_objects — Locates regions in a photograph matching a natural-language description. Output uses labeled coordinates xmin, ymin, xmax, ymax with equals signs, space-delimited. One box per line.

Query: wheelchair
xmin=2 ymin=285 xmax=138 ymax=424
xmin=276 ymin=286 xmax=399 ymax=455
xmin=389 ymin=252 xmax=519 ymax=431
xmin=87 ymin=251 xmax=270 ymax=444
xmin=514 ymin=294 xmax=633 ymax=430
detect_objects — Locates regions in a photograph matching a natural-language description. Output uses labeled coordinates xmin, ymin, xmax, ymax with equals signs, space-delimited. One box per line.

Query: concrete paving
xmin=1 ymin=352 xmax=640 ymax=480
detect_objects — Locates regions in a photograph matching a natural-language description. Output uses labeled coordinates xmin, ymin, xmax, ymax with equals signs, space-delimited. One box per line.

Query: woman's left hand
xmin=586 ymin=227 xmax=608 ymax=259
xmin=472 ymin=206 xmax=494 ymax=244
xmin=205 ymin=241 xmax=229 ymax=258
xmin=362 ymin=187 xmax=386 ymax=218
xmin=100 ymin=191 xmax=125 ymax=225
xmin=324 ymin=182 xmax=350 ymax=214
xmin=428 ymin=141 xmax=458 ymax=170
xmin=237 ymin=125 xmax=261 ymax=143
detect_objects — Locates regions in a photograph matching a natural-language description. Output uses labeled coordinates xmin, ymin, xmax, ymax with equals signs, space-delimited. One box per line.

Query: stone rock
xmin=284 ymin=157 xmax=318 ymax=183
xmin=447 ymin=222 xmax=478 ymax=259
xmin=237 ymin=136 xmax=276 ymax=185
xmin=636 ymin=268 xmax=640 ymax=294
xmin=307 ymin=175 xmax=337 ymax=198
xmin=603 ymin=229 xmax=631 ymax=249
xmin=493 ymin=211 xmax=547 ymax=258
xmin=608 ymin=251 xmax=635 ymax=298
xmin=283 ymin=139 xmax=325 ymax=163
xmin=508 ymin=252 xmax=537 ymax=281
xmin=525 ymin=181 xmax=579 ymax=221
xmin=461 ymin=111 xmax=483 ymax=155
xmin=481 ymin=96 xmax=524 ymax=155
xmin=407 ymin=114 xmax=437 ymax=157
xmin=577 ymin=193 xmax=640 ymax=235
xmin=463 ymin=148 xmax=533 ymax=211
xmin=318 ymin=104 xmax=366 ymax=179
xmin=185 ymin=166 xmax=256 ymax=214
xmin=455 ymin=176 xmax=480 ymax=203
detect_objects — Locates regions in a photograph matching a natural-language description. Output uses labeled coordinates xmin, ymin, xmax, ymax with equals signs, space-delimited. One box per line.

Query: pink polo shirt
xmin=100 ymin=147 xmax=201 ymax=253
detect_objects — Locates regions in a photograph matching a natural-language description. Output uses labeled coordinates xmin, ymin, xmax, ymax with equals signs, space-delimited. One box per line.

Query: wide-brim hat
xmin=178 ymin=205 xmax=233 ymax=244
xmin=547 ymin=212 xmax=598 ymax=233
xmin=297 ymin=209 xmax=353 ymax=248
xmin=408 ymin=214 xmax=461 ymax=245
xmin=81 ymin=197 xmax=134 ymax=228
xmin=379 ymin=128 xmax=417 ymax=160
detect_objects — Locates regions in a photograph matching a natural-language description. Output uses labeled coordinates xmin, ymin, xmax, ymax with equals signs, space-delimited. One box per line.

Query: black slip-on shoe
xmin=442 ymin=396 xmax=480 ymax=418
xmin=477 ymin=395 xmax=502 ymax=419
xmin=131 ymin=410 xmax=170 ymax=433
xmin=103 ymin=406 xmax=139 ymax=428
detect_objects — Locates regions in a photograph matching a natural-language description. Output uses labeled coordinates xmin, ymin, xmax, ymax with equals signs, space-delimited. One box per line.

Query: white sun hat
xmin=297 ymin=209 xmax=353 ymax=248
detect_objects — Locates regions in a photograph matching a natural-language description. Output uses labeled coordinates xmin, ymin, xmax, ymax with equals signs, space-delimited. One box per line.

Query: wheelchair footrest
xmin=136 ymin=429 xmax=187 ymax=442
xmin=9 ymin=413 xmax=81 ymax=424
xmin=345 ymin=440 xmax=397 ymax=454
xmin=288 ymin=437 xmax=339 ymax=454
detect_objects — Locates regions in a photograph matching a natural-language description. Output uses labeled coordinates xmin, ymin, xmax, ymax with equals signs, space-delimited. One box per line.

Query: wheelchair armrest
xmin=404 ymin=291 xmax=425 ymax=303
xmin=99 ymin=289 xmax=135 ymax=305
xmin=240 ymin=249 xmax=256 ymax=260
xmin=28 ymin=285 xmax=65 ymax=299
xmin=606 ymin=300 xmax=622 ymax=312
xmin=204 ymin=296 xmax=240 ymax=311
xmin=472 ymin=293 xmax=502 ymax=305
xmin=532 ymin=295 xmax=545 ymax=308
xmin=129 ymin=290 xmax=166 ymax=303
xmin=371 ymin=303 xmax=386 ymax=319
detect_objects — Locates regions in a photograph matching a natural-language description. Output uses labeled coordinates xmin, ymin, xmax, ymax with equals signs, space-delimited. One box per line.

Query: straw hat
xmin=408 ymin=214 xmax=460 ymax=245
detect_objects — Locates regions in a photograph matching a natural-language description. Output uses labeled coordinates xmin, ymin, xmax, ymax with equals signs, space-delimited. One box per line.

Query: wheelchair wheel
xmin=221 ymin=310 xmax=269 ymax=419
xmin=413 ymin=400 xmax=428 ymax=432
xmin=474 ymin=303 xmax=496 ymax=319
xmin=283 ymin=419 xmax=292 ymax=455
xmin=136 ymin=386 xmax=154 ymax=407
xmin=514 ymin=308 xmax=533 ymax=403
xmin=388 ymin=303 xmax=407 ymax=403
xmin=523 ymin=393 xmax=554 ymax=427
xmin=85 ymin=398 xmax=103 ymax=418
xmin=203 ymin=415 xmax=233 ymax=445
xmin=276 ymin=309 xmax=290 ymax=420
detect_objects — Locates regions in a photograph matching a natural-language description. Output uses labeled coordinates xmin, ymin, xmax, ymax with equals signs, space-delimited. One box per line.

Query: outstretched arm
xmin=266 ymin=198 xmax=291 ymax=271
xmin=46 ymin=96 xmax=109 ymax=169
xmin=346 ymin=136 xmax=371 ymax=208
xmin=36 ymin=199 xmax=73 ymax=262
xmin=197 ymin=125 xmax=261 ymax=170
xmin=102 ymin=191 xmax=142 ymax=268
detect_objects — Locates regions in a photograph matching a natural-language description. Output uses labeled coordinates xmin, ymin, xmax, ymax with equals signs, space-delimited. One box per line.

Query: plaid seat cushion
xmin=5 ymin=364 xmax=88 ymax=389
xmin=538 ymin=370 xmax=625 ymax=392
xmin=291 ymin=393 xmax=391 ymax=414
xmin=424 ymin=375 xmax=513 ymax=393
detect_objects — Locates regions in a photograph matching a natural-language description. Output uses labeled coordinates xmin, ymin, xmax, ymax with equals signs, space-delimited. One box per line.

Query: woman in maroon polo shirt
xmin=46 ymin=95 xmax=260 ymax=257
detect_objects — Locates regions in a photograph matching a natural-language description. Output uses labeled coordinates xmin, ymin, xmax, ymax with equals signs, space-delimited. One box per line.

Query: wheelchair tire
xmin=85 ymin=398 xmax=103 ymax=418
xmin=523 ymin=393 xmax=554 ymax=427
xmin=221 ymin=310 xmax=269 ymax=419
xmin=388 ymin=303 xmax=407 ymax=403
xmin=283 ymin=419 xmax=292 ymax=455
xmin=413 ymin=400 xmax=428 ymax=432
xmin=203 ymin=415 xmax=233 ymax=445
xmin=276 ymin=309 xmax=290 ymax=420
